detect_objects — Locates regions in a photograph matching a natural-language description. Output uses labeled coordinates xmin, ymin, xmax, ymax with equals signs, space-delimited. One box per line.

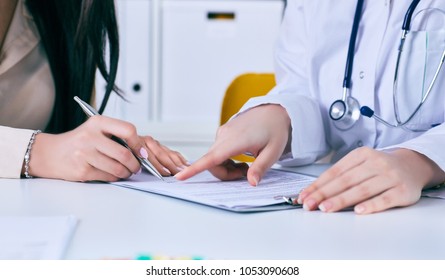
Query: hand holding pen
xmin=74 ymin=96 xmax=189 ymax=181
xmin=74 ymin=96 xmax=164 ymax=180
xmin=23 ymin=96 xmax=188 ymax=181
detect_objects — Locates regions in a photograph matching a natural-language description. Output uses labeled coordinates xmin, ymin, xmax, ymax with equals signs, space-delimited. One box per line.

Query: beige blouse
xmin=0 ymin=0 xmax=55 ymax=178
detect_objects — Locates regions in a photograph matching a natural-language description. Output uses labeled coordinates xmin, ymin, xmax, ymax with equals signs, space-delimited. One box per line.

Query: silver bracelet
xmin=24 ymin=130 xmax=41 ymax=179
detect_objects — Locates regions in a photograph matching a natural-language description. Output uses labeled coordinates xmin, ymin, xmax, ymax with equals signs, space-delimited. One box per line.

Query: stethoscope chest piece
xmin=329 ymin=96 xmax=361 ymax=130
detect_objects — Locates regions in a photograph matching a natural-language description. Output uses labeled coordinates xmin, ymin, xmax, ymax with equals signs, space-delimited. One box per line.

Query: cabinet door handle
xmin=207 ymin=12 xmax=235 ymax=21
xmin=132 ymin=83 xmax=142 ymax=93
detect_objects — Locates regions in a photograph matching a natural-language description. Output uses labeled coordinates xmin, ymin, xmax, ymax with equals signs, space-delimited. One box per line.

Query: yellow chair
xmin=220 ymin=73 xmax=276 ymax=162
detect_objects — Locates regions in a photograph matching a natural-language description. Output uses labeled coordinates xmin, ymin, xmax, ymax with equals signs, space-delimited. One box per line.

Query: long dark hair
xmin=26 ymin=0 xmax=120 ymax=133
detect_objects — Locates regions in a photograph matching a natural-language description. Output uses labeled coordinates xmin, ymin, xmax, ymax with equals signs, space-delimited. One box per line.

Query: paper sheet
xmin=0 ymin=216 xmax=78 ymax=260
xmin=113 ymin=169 xmax=316 ymax=212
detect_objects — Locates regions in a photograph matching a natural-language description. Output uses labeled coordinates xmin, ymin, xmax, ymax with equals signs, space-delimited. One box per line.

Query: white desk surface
xmin=1 ymin=164 xmax=444 ymax=260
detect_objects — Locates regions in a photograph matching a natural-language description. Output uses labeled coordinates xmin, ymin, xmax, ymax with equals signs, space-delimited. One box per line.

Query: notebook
xmin=0 ymin=216 xmax=78 ymax=259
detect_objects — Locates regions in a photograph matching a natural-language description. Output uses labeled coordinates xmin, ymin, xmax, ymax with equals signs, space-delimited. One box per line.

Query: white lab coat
xmin=239 ymin=0 xmax=445 ymax=171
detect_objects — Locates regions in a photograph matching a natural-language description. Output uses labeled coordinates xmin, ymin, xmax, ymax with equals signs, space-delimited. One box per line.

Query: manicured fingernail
xmin=303 ymin=199 xmax=316 ymax=211
xmin=163 ymin=167 xmax=171 ymax=175
xmin=297 ymin=191 xmax=307 ymax=204
xmin=176 ymin=165 xmax=187 ymax=171
xmin=319 ymin=201 xmax=332 ymax=212
xmin=140 ymin=148 xmax=148 ymax=159
xmin=136 ymin=168 xmax=142 ymax=175
xmin=355 ymin=205 xmax=365 ymax=214
xmin=251 ymin=175 xmax=260 ymax=186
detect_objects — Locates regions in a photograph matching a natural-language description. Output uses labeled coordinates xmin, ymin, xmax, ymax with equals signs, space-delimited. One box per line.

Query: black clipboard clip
xmin=282 ymin=196 xmax=300 ymax=206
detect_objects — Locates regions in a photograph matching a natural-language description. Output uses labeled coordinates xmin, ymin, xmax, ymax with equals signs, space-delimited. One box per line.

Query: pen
xmin=73 ymin=96 xmax=164 ymax=181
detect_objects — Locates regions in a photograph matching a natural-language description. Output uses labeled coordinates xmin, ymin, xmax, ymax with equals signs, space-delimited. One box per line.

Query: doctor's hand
xmin=297 ymin=147 xmax=445 ymax=214
xmin=175 ymin=104 xmax=291 ymax=186
xmin=27 ymin=116 xmax=187 ymax=182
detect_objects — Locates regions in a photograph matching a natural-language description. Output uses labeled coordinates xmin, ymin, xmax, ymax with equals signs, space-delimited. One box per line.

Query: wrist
xmin=391 ymin=148 xmax=445 ymax=188
xmin=26 ymin=132 xmax=54 ymax=179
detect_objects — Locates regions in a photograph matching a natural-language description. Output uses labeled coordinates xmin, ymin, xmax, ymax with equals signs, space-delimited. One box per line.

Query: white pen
xmin=73 ymin=96 xmax=164 ymax=181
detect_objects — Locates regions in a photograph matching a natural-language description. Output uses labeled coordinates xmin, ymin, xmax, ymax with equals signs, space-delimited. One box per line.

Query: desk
xmin=0 ymin=165 xmax=444 ymax=260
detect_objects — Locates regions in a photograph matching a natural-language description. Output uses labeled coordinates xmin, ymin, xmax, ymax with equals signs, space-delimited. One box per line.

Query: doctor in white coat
xmin=176 ymin=0 xmax=445 ymax=214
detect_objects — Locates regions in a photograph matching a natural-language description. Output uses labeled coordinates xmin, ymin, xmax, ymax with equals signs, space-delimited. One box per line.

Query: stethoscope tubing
xmin=329 ymin=0 xmax=444 ymax=132
xmin=393 ymin=0 xmax=421 ymax=124
xmin=342 ymin=0 xmax=365 ymax=92
xmin=389 ymin=44 xmax=445 ymax=128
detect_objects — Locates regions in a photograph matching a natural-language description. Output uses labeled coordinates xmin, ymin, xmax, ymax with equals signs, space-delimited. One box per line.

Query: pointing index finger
xmin=174 ymin=149 xmax=226 ymax=180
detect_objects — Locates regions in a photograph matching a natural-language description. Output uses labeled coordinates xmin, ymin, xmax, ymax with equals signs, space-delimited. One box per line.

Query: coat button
xmin=357 ymin=140 xmax=363 ymax=147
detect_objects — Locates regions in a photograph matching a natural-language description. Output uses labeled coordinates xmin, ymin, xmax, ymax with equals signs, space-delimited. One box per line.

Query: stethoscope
xmin=329 ymin=0 xmax=445 ymax=131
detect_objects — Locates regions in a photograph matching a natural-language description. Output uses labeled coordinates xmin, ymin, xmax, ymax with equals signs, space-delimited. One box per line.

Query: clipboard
xmin=110 ymin=169 xmax=315 ymax=212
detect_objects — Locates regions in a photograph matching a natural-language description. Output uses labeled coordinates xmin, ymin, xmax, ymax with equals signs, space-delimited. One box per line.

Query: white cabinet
xmin=119 ymin=0 xmax=152 ymax=124
xmin=97 ymin=0 xmax=284 ymax=158
xmin=160 ymin=0 xmax=284 ymax=127
xmin=97 ymin=0 xmax=152 ymax=125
